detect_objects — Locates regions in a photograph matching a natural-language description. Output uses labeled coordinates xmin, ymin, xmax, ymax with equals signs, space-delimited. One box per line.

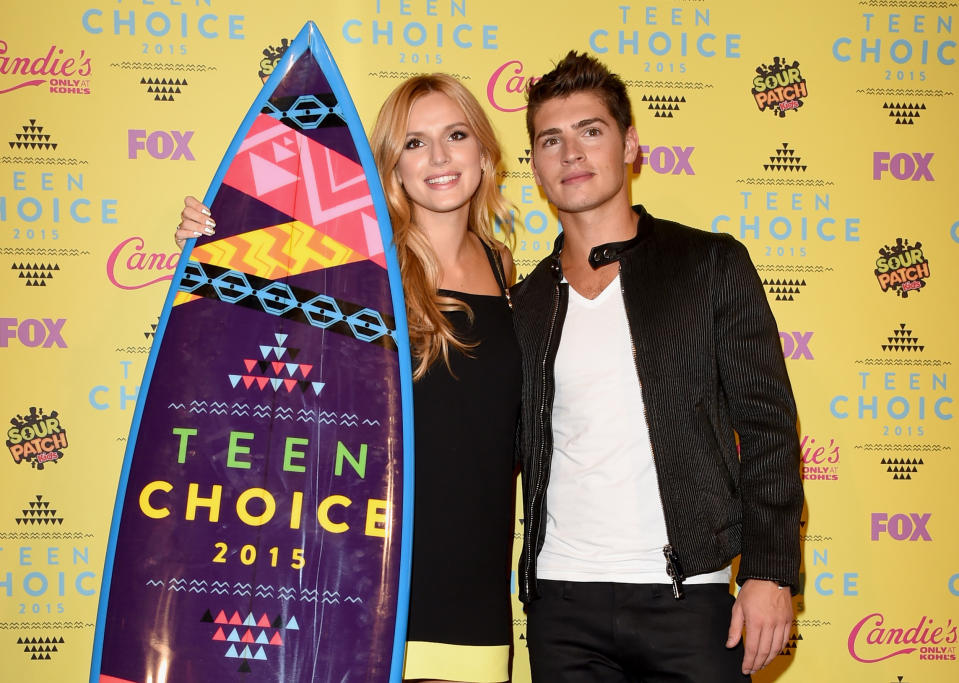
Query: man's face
xmin=530 ymin=91 xmax=638 ymax=216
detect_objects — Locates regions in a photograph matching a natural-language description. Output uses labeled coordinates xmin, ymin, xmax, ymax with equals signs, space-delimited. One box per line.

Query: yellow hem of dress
xmin=403 ymin=641 xmax=509 ymax=682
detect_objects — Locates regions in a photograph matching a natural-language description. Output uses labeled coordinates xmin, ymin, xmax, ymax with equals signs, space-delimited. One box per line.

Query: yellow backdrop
xmin=1 ymin=1 xmax=957 ymax=681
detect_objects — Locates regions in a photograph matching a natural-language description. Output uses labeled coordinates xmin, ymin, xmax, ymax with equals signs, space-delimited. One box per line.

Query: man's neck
xmin=557 ymin=199 xmax=638 ymax=300
xmin=558 ymin=199 xmax=638 ymax=266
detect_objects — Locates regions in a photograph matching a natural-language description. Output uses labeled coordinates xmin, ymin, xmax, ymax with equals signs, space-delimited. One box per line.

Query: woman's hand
xmin=174 ymin=195 xmax=216 ymax=250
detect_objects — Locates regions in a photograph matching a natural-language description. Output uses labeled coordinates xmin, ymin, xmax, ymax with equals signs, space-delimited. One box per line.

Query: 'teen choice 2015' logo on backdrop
xmin=342 ymin=0 xmax=499 ymax=68
xmin=751 ymin=56 xmax=807 ymax=116
xmin=832 ymin=11 xmax=956 ymax=76
xmin=6 ymin=407 xmax=68 ymax=470
xmin=0 ymin=40 xmax=92 ymax=95
xmin=875 ymin=238 xmax=930 ymax=297
xmin=81 ymin=4 xmax=245 ymax=56
xmin=848 ymin=613 xmax=957 ymax=662
xmin=586 ymin=6 xmax=742 ymax=61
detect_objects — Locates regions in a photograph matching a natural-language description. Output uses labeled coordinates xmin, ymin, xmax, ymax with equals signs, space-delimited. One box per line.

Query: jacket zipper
xmin=619 ymin=265 xmax=686 ymax=599
xmin=522 ymin=276 xmax=561 ymax=600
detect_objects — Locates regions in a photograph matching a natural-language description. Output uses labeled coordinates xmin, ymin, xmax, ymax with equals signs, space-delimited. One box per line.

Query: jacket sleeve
xmin=711 ymin=236 xmax=804 ymax=593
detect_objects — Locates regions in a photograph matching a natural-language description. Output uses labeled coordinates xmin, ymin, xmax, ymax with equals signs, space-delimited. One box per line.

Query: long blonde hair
xmin=370 ymin=74 xmax=513 ymax=380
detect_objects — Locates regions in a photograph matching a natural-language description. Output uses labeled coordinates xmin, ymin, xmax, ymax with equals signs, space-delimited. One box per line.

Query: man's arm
xmin=726 ymin=579 xmax=792 ymax=674
xmin=711 ymin=236 xmax=804 ymax=673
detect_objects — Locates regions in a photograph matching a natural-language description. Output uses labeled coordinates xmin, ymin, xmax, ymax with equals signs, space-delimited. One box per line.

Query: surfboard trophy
xmin=91 ymin=21 xmax=413 ymax=683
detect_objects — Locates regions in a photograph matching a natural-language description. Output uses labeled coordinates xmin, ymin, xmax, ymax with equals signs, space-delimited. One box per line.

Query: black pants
xmin=526 ymin=580 xmax=750 ymax=683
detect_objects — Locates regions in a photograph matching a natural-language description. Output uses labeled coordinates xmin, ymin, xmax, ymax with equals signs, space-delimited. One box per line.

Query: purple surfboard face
xmin=96 ymin=30 xmax=406 ymax=683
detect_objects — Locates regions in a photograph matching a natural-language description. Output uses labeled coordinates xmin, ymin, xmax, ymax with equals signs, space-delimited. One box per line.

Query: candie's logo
xmin=0 ymin=40 xmax=92 ymax=95
xmin=800 ymin=434 xmax=839 ymax=481
xmin=751 ymin=57 xmax=807 ymax=116
xmin=848 ymin=613 xmax=957 ymax=663
xmin=107 ymin=236 xmax=180 ymax=291
xmin=487 ymin=59 xmax=541 ymax=113
xmin=875 ymin=238 xmax=930 ymax=297
xmin=258 ymin=38 xmax=291 ymax=83
xmin=6 ymin=407 xmax=68 ymax=469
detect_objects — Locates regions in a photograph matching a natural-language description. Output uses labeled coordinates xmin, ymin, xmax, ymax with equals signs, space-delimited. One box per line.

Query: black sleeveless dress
xmin=403 ymin=246 xmax=521 ymax=682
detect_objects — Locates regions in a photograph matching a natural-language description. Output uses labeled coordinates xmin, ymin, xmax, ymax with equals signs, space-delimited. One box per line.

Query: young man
xmin=512 ymin=52 xmax=804 ymax=682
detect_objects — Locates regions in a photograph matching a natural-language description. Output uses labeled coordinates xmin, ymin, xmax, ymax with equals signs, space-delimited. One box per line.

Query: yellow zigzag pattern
xmin=191 ymin=221 xmax=364 ymax=279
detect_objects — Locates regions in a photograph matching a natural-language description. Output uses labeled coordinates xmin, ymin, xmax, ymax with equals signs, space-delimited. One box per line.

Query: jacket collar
xmin=547 ymin=205 xmax=650 ymax=279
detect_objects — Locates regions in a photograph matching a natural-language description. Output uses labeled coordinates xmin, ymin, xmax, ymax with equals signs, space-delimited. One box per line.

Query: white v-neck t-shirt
xmin=537 ymin=274 xmax=730 ymax=585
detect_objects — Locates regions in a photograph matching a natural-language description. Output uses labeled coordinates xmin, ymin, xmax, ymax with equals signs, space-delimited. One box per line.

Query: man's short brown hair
xmin=526 ymin=51 xmax=633 ymax=144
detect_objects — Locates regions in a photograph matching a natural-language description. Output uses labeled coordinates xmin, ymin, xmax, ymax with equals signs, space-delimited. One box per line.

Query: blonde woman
xmin=177 ymin=74 xmax=520 ymax=683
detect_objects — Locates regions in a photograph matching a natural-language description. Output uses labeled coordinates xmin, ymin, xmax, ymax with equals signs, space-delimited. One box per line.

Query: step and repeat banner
xmin=1 ymin=1 xmax=957 ymax=682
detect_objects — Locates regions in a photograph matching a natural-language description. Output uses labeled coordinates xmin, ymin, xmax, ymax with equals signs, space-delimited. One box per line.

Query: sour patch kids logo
xmin=751 ymin=56 xmax=807 ymax=117
xmin=875 ymin=238 xmax=929 ymax=297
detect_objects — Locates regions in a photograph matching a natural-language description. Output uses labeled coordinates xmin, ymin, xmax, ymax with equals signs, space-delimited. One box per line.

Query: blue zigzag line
xmin=145 ymin=578 xmax=361 ymax=603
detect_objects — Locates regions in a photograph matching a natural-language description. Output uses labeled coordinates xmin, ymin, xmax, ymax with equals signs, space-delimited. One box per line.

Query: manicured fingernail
xmin=204 ymin=228 xmax=215 ymax=235
xmin=205 ymin=218 xmax=216 ymax=227
xmin=193 ymin=231 xmax=201 ymax=237
xmin=201 ymin=207 xmax=211 ymax=216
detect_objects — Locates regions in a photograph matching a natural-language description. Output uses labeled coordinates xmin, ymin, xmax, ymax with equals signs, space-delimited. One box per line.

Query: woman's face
xmin=395 ymin=91 xmax=483 ymax=224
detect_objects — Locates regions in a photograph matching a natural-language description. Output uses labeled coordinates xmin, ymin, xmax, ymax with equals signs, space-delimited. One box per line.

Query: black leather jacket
xmin=512 ymin=205 xmax=804 ymax=603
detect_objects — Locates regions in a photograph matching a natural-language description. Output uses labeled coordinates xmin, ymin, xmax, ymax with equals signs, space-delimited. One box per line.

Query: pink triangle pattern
xmin=207 ymin=606 xmax=296 ymax=666
xmin=223 ymin=114 xmax=386 ymax=268
xmin=227 ymin=332 xmax=325 ymax=396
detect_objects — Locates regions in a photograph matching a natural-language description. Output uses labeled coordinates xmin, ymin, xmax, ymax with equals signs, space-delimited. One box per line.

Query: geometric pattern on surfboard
xmin=220 ymin=114 xmax=386 ymax=269
xmin=174 ymin=260 xmax=398 ymax=351
xmin=228 ymin=331 xmax=325 ymax=395
xmin=166 ymin=401 xmax=382 ymax=427
xmin=145 ymin=576 xmax=363 ymax=602
xmin=263 ymin=94 xmax=346 ymax=130
xmin=190 ymin=220 xmax=365 ymax=281
xmin=204 ymin=608 xmax=297 ymax=674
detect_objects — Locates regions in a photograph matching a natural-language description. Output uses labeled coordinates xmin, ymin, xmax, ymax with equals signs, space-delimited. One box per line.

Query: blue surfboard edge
xmin=89 ymin=21 xmax=415 ymax=683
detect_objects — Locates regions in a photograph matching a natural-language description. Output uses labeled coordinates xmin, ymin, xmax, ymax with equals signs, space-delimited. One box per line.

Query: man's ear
xmin=530 ymin=153 xmax=542 ymax=186
xmin=624 ymin=126 xmax=639 ymax=165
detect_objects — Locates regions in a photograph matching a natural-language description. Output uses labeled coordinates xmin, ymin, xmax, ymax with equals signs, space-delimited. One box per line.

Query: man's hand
xmin=726 ymin=578 xmax=792 ymax=675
